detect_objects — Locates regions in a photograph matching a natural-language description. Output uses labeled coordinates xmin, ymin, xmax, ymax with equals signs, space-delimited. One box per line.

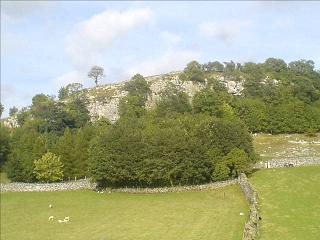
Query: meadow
xmin=250 ymin=166 xmax=320 ymax=240
xmin=253 ymin=133 xmax=320 ymax=161
xmin=0 ymin=185 xmax=248 ymax=240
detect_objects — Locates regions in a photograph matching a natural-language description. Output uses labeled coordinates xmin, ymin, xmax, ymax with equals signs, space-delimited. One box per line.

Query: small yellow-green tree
xmin=34 ymin=152 xmax=63 ymax=182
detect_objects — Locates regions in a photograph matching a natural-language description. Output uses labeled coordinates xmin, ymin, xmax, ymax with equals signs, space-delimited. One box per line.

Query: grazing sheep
xmin=64 ymin=216 xmax=70 ymax=221
xmin=58 ymin=219 xmax=67 ymax=223
xmin=49 ymin=204 xmax=53 ymax=208
xmin=239 ymin=212 xmax=245 ymax=216
xmin=48 ymin=216 xmax=54 ymax=221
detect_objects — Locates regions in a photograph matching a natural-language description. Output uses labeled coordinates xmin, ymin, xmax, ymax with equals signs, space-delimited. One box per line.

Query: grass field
xmin=250 ymin=166 xmax=320 ymax=240
xmin=253 ymin=133 xmax=320 ymax=161
xmin=0 ymin=185 xmax=248 ymax=240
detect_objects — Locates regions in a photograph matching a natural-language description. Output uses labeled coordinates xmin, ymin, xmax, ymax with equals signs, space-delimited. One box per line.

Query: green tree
xmin=193 ymin=90 xmax=224 ymax=118
xmin=9 ymin=106 xmax=18 ymax=117
xmin=88 ymin=66 xmax=105 ymax=86
xmin=203 ymin=61 xmax=224 ymax=72
xmin=0 ymin=103 xmax=4 ymax=118
xmin=180 ymin=61 xmax=205 ymax=82
xmin=156 ymin=84 xmax=192 ymax=116
xmin=119 ymin=95 xmax=146 ymax=118
xmin=289 ymin=60 xmax=315 ymax=74
xmin=58 ymin=83 xmax=83 ymax=100
xmin=123 ymin=74 xmax=150 ymax=100
xmin=0 ymin=126 xmax=11 ymax=167
xmin=234 ymin=98 xmax=267 ymax=132
xmin=212 ymin=162 xmax=229 ymax=181
xmin=120 ymin=74 xmax=150 ymax=119
xmin=5 ymin=126 xmax=49 ymax=182
xmin=264 ymin=58 xmax=287 ymax=73
xmin=34 ymin=152 xmax=63 ymax=182
xmin=223 ymin=148 xmax=251 ymax=178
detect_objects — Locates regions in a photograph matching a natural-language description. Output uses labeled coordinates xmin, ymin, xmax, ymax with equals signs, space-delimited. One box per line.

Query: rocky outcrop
xmin=1 ymin=71 xmax=246 ymax=125
xmin=86 ymin=71 xmax=243 ymax=122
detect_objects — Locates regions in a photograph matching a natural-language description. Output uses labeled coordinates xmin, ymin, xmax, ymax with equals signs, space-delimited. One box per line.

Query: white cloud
xmin=53 ymin=8 xmax=154 ymax=88
xmin=127 ymin=50 xmax=200 ymax=77
xmin=52 ymin=71 xmax=87 ymax=87
xmin=199 ymin=20 xmax=251 ymax=45
xmin=65 ymin=8 xmax=154 ymax=70
xmin=160 ymin=31 xmax=182 ymax=46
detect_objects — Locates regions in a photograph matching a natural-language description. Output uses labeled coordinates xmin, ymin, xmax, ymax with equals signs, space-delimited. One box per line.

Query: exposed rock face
xmin=86 ymin=83 xmax=128 ymax=122
xmin=86 ymin=71 xmax=244 ymax=123
xmin=0 ymin=71 xmax=246 ymax=125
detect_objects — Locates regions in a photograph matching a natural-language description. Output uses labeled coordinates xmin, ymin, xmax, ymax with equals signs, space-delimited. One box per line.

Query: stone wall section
xmin=0 ymin=179 xmax=97 ymax=192
xmin=100 ymin=179 xmax=237 ymax=194
xmin=255 ymin=157 xmax=320 ymax=169
xmin=238 ymin=173 xmax=261 ymax=240
xmin=0 ymin=179 xmax=237 ymax=193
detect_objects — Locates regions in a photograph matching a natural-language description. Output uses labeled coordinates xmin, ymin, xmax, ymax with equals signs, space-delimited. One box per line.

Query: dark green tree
xmin=156 ymin=84 xmax=192 ymax=116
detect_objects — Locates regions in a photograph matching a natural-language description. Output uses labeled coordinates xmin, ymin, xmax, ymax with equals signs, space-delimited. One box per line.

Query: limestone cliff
xmin=1 ymin=71 xmax=246 ymax=126
xmin=85 ymin=71 xmax=244 ymax=123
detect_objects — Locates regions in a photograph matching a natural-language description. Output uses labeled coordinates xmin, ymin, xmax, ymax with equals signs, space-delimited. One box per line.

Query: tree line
xmin=0 ymin=58 xmax=319 ymax=185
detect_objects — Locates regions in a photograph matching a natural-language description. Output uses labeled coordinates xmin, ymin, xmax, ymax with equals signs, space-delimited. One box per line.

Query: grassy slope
xmin=250 ymin=166 xmax=320 ymax=240
xmin=1 ymin=185 xmax=248 ymax=240
xmin=253 ymin=134 xmax=320 ymax=161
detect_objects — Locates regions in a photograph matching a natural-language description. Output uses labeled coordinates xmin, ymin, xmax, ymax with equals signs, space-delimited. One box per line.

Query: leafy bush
xmin=34 ymin=152 xmax=63 ymax=182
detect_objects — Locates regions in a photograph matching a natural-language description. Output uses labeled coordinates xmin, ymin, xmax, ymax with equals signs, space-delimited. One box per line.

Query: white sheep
xmin=58 ymin=219 xmax=67 ymax=223
xmin=48 ymin=216 xmax=54 ymax=221
xmin=239 ymin=212 xmax=245 ymax=216
xmin=64 ymin=216 xmax=70 ymax=221
xmin=49 ymin=204 xmax=53 ymax=208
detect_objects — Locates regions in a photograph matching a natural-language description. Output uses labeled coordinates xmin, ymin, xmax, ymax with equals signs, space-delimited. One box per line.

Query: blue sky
xmin=1 ymin=1 xmax=320 ymax=117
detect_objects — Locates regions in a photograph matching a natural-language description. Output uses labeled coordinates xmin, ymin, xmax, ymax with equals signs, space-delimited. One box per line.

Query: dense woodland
xmin=0 ymin=58 xmax=319 ymax=186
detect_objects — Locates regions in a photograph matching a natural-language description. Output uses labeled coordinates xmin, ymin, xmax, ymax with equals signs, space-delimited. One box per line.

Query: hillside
xmin=83 ymin=71 xmax=244 ymax=123
xmin=1 ymin=59 xmax=320 ymax=186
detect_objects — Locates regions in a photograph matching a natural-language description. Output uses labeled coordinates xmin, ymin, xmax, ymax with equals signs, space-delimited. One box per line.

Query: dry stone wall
xmin=100 ymin=179 xmax=237 ymax=194
xmin=1 ymin=179 xmax=237 ymax=193
xmin=0 ymin=179 xmax=96 ymax=192
xmin=238 ymin=173 xmax=261 ymax=240
xmin=255 ymin=157 xmax=320 ymax=169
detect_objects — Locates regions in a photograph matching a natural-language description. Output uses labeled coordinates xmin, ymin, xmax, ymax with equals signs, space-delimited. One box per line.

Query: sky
xmin=1 ymin=1 xmax=320 ymax=117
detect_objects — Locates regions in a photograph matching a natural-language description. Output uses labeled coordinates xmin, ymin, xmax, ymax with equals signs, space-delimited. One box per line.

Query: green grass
xmin=253 ymin=133 xmax=320 ymax=161
xmin=250 ymin=166 xmax=320 ymax=240
xmin=0 ymin=171 xmax=10 ymax=183
xmin=0 ymin=185 xmax=248 ymax=240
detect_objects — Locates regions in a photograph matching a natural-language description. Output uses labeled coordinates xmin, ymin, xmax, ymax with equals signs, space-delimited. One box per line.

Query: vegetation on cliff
xmin=1 ymin=58 xmax=319 ymax=185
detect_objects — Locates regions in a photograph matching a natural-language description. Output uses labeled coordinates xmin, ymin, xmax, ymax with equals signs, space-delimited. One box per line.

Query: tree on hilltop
xmin=88 ymin=66 xmax=105 ymax=86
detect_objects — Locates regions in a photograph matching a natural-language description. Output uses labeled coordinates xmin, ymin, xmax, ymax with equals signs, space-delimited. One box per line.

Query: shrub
xmin=34 ymin=152 xmax=63 ymax=182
